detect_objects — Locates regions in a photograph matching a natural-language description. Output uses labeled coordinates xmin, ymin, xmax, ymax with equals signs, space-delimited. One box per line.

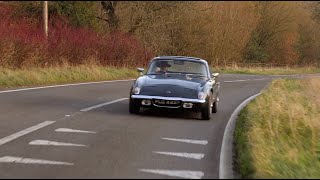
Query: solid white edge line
xmin=224 ymin=79 xmax=247 ymax=83
xmin=0 ymin=156 xmax=73 ymax=165
xmin=224 ymin=78 xmax=270 ymax=83
xmin=0 ymin=79 xmax=135 ymax=94
xmin=139 ymin=169 xmax=204 ymax=179
xmin=219 ymin=93 xmax=261 ymax=179
xmin=223 ymin=74 xmax=320 ymax=83
xmin=2 ymin=75 xmax=318 ymax=94
xmin=0 ymin=121 xmax=56 ymax=146
xmin=80 ymin=98 xmax=129 ymax=112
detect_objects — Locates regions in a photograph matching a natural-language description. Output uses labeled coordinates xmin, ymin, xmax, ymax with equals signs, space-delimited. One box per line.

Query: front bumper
xmin=131 ymin=95 xmax=205 ymax=103
xmin=131 ymin=95 xmax=206 ymax=110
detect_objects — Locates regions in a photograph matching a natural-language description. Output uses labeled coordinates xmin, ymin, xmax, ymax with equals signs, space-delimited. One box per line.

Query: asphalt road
xmin=0 ymin=74 xmax=317 ymax=179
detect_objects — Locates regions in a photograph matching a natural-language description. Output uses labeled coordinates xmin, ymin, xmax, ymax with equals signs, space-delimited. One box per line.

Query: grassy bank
xmin=0 ymin=65 xmax=139 ymax=89
xmin=1 ymin=65 xmax=320 ymax=90
xmin=216 ymin=66 xmax=320 ymax=75
xmin=234 ymin=78 xmax=320 ymax=178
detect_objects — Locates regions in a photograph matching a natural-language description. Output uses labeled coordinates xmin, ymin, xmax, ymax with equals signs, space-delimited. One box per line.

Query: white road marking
xmin=224 ymin=78 xmax=270 ymax=83
xmin=55 ymin=128 xmax=96 ymax=134
xmin=153 ymin=151 xmax=204 ymax=160
xmin=219 ymin=93 xmax=261 ymax=179
xmin=0 ymin=156 xmax=73 ymax=165
xmin=250 ymin=78 xmax=271 ymax=81
xmin=139 ymin=169 xmax=204 ymax=179
xmin=224 ymin=79 xmax=247 ymax=83
xmin=29 ymin=140 xmax=87 ymax=147
xmin=65 ymin=114 xmax=71 ymax=117
xmin=162 ymin=138 xmax=208 ymax=145
xmin=0 ymin=121 xmax=55 ymax=146
xmin=80 ymin=98 xmax=129 ymax=112
xmin=0 ymin=79 xmax=135 ymax=94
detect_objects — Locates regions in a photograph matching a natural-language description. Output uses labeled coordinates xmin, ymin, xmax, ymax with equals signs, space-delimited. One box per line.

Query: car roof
xmin=152 ymin=56 xmax=207 ymax=64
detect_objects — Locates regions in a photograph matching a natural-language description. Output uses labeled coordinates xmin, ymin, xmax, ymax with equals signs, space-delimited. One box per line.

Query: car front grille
xmin=140 ymin=85 xmax=198 ymax=99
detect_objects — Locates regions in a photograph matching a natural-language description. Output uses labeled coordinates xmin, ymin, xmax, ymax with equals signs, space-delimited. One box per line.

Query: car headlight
xmin=133 ymin=87 xmax=141 ymax=94
xmin=198 ymin=92 xmax=206 ymax=100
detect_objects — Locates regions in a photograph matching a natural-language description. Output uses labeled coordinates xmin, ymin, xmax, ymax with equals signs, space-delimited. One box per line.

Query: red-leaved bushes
xmin=0 ymin=4 xmax=153 ymax=69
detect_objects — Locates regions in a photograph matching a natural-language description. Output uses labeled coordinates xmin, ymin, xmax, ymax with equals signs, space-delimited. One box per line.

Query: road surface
xmin=0 ymin=74 xmax=317 ymax=178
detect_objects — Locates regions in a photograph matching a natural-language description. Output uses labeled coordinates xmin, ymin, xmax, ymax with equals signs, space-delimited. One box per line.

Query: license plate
xmin=154 ymin=99 xmax=181 ymax=106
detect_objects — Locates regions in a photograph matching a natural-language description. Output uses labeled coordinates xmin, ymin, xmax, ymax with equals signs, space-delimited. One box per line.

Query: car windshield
xmin=146 ymin=59 xmax=208 ymax=77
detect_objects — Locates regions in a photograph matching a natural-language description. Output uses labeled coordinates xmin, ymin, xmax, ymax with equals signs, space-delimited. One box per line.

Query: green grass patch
xmin=0 ymin=65 xmax=139 ymax=89
xmin=215 ymin=66 xmax=320 ymax=75
xmin=234 ymin=78 xmax=320 ymax=178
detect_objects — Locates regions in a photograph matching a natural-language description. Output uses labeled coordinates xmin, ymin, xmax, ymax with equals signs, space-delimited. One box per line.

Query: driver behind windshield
xmin=155 ymin=61 xmax=171 ymax=73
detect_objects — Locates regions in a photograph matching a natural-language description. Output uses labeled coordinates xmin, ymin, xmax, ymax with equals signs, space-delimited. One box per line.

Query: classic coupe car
xmin=129 ymin=56 xmax=220 ymax=120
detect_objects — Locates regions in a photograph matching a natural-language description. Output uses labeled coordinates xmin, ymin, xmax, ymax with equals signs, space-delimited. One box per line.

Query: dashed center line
xmin=80 ymin=98 xmax=129 ymax=112
xmin=0 ymin=121 xmax=56 ymax=146
xmin=0 ymin=156 xmax=73 ymax=165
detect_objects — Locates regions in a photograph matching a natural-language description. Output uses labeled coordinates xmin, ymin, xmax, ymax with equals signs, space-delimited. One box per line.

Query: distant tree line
xmin=3 ymin=1 xmax=320 ymax=67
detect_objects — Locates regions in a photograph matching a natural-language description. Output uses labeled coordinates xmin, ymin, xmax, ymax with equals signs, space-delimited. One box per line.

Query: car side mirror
xmin=137 ymin=68 xmax=144 ymax=76
xmin=212 ymin=73 xmax=219 ymax=78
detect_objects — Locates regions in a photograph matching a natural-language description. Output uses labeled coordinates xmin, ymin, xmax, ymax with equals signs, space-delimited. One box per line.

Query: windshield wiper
xmin=166 ymin=72 xmax=181 ymax=75
xmin=186 ymin=74 xmax=208 ymax=78
xmin=147 ymin=72 xmax=181 ymax=75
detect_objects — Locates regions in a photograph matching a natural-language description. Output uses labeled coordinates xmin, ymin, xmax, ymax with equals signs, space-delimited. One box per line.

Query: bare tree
xmin=99 ymin=1 xmax=119 ymax=31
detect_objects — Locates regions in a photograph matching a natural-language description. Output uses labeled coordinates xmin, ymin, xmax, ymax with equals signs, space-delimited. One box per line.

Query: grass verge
xmin=215 ymin=66 xmax=320 ymax=75
xmin=0 ymin=65 xmax=139 ymax=90
xmin=234 ymin=77 xmax=320 ymax=178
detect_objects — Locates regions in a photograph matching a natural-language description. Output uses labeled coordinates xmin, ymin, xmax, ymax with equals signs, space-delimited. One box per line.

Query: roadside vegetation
xmin=0 ymin=1 xmax=320 ymax=88
xmin=0 ymin=65 xmax=138 ymax=89
xmin=1 ymin=65 xmax=319 ymax=89
xmin=234 ymin=78 xmax=320 ymax=178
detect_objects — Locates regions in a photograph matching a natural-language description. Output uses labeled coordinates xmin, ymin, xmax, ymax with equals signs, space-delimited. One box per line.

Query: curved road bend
xmin=0 ymin=74 xmax=317 ymax=178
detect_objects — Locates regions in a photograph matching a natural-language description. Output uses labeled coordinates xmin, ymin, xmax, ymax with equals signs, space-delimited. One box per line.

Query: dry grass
xmin=215 ymin=66 xmax=320 ymax=75
xmin=234 ymin=77 xmax=320 ymax=178
xmin=0 ymin=65 xmax=139 ymax=89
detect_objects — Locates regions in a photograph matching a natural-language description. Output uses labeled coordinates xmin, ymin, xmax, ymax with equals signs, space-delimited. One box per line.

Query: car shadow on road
xmin=97 ymin=100 xmax=203 ymax=121
xmin=138 ymin=108 xmax=200 ymax=120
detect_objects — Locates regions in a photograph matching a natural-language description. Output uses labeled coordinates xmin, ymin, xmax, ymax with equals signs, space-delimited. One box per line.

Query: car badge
xmin=166 ymin=90 xmax=171 ymax=94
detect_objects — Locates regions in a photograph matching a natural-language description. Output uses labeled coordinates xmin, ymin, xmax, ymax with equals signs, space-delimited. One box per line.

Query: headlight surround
xmin=133 ymin=87 xmax=141 ymax=94
xmin=198 ymin=92 xmax=206 ymax=100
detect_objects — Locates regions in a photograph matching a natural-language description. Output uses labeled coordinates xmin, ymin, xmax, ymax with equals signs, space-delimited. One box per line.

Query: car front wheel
xmin=129 ymin=98 xmax=140 ymax=114
xmin=212 ymin=97 xmax=218 ymax=113
xmin=201 ymin=94 xmax=212 ymax=120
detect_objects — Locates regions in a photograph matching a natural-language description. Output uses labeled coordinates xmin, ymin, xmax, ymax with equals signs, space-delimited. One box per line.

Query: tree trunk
xmin=101 ymin=1 xmax=119 ymax=31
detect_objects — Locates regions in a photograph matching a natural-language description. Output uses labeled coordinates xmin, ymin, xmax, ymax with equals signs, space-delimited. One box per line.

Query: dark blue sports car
xmin=129 ymin=56 xmax=220 ymax=120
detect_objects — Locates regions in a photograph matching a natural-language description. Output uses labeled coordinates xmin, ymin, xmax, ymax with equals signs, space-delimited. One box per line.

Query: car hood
xmin=144 ymin=74 xmax=207 ymax=88
xmin=136 ymin=74 xmax=208 ymax=98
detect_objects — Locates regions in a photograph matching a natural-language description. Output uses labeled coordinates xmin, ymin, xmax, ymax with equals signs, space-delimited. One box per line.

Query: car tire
xmin=129 ymin=97 xmax=140 ymax=114
xmin=201 ymin=94 xmax=212 ymax=120
xmin=212 ymin=98 xmax=218 ymax=113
